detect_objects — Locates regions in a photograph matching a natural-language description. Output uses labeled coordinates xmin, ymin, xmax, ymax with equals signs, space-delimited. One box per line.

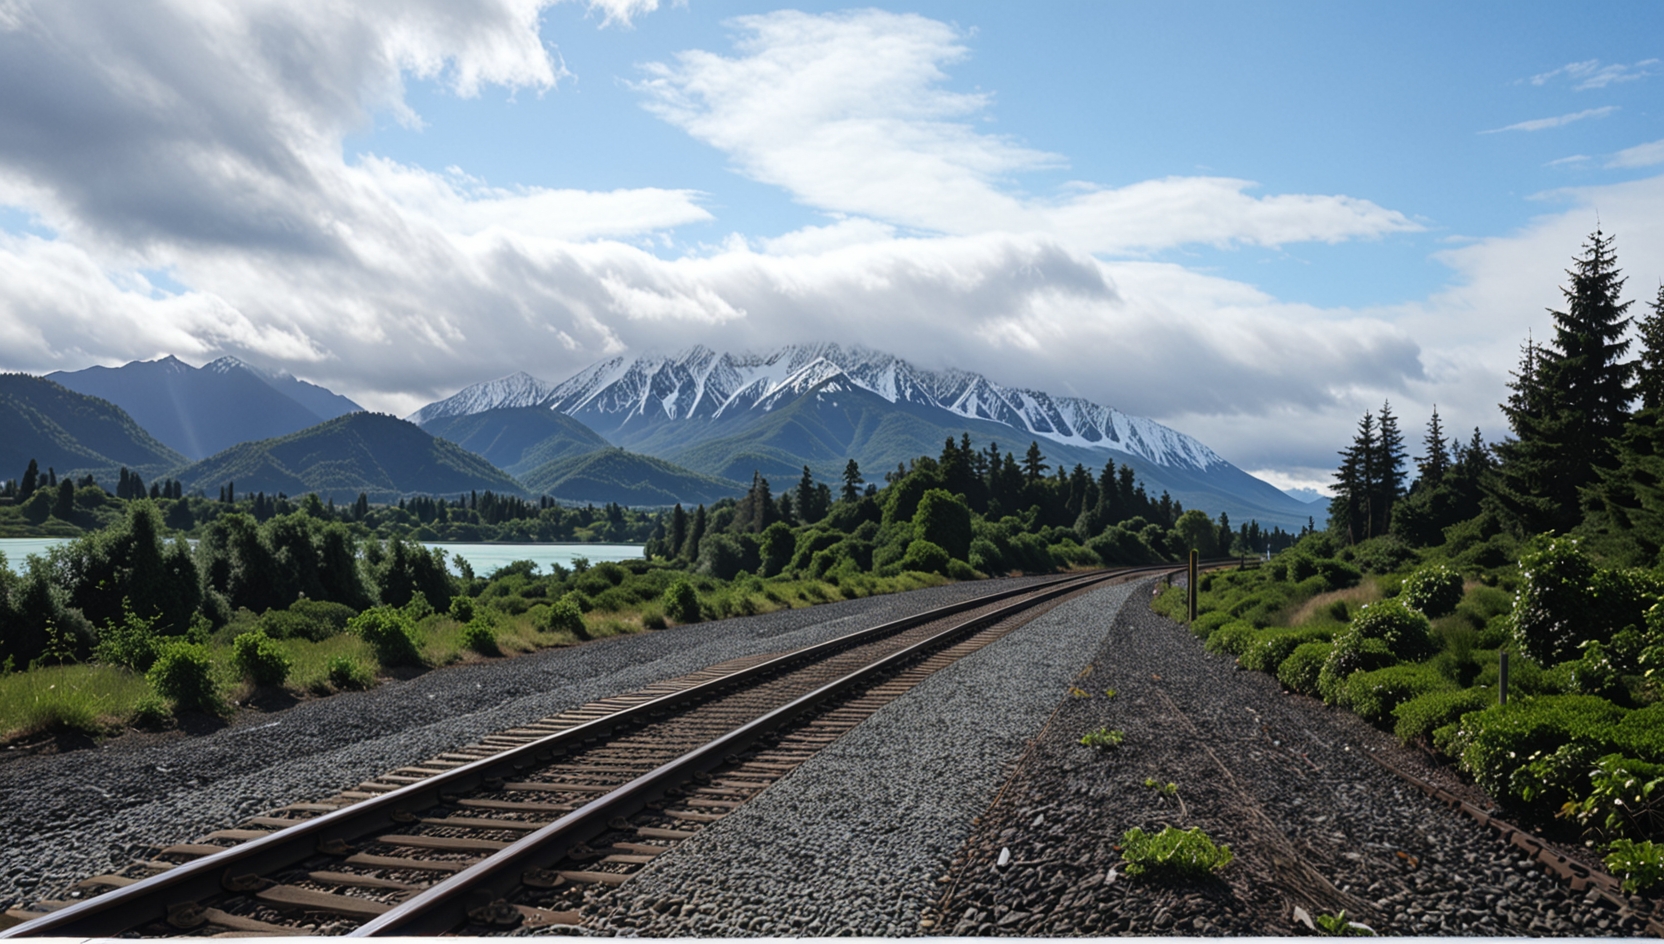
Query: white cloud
xmin=637 ymin=10 xmax=1417 ymax=254
xmin=1609 ymin=138 xmax=1664 ymax=169
xmin=1530 ymin=58 xmax=1659 ymax=90
xmin=1481 ymin=106 xmax=1618 ymax=134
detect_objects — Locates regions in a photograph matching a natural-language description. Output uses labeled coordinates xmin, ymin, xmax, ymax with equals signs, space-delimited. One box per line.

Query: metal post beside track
xmin=1187 ymin=550 xmax=1198 ymax=622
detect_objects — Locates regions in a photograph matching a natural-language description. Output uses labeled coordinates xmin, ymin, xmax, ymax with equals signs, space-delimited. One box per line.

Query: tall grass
xmin=0 ymin=664 xmax=151 ymax=740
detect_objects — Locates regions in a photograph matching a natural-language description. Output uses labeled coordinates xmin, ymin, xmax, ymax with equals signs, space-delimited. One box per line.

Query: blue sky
xmin=1 ymin=0 xmax=1662 ymax=493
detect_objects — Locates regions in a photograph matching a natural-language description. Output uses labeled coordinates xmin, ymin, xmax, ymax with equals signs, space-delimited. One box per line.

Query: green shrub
xmin=1315 ymin=558 xmax=1363 ymax=591
xmin=1348 ymin=536 xmax=1415 ymax=575
xmin=231 ymin=630 xmax=291 ymax=686
xmin=1511 ymin=535 xmax=1599 ymax=666
xmin=1319 ymin=636 xmax=1397 ymax=705
xmin=1240 ymin=627 xmax=1333 ymax=673
xmin=129 ymin=692 xmax=172 ymax=729
xmin=1447 ymin=695 xmax=1627 ymax=806
xmin=1402 ymin=564 xmax=1464 ymax=617
xmin=1606 ymin=839 xmax=1664 ymax=893
xmin=1562 ymin=754 xmax=1664 ymax=841
xmin=1120 ymin=826 xmax=1233 ymax=879
xmin=95 ymin=604 xmax=162 ymax=672
xmin=1348 ymin=598 xmax=1437 ymax=662
xmin=1612 ymin=703 xmax=1664 ymax=760
xmin=449 ymin=595 xmax=476 ymax=623
xmin=326 ymin=655 xmax=373 ymax=690
xmin=901 ymin=539 xmax=951 ymax=576
xmin=661 ymin=579 xmax=701 ymax=625
xmin=147 ymin=642 xmax=222 ymax=713
xmin=1393 ymin=686 xmax=1494 ymax=745
xmin=1341 ymin=664 xmax=1455 ymax=725
xmin=1205 ymin=621 xmax=1258 ymax=657
xmin=1278 ymin=642 xmax=1332 ymax=696
xmin=402 ymin=590 xmax=435 ymax=621
xmin=913 ymin=489 xmax=973 ymax=561
xmin=349 ymin=607 xmax=422 ymax=667
xmin=460 ymin=618 xmax=499 ymax=655
xmin=1191 ymin=610 xmax=1232 ymax=641
xmin=539 ymin=594 xmax=591 ymax=640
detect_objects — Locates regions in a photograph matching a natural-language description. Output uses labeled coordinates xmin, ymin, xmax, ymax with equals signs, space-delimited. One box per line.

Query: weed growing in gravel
xmin=1314 ymin=910 xmax=1375 ymax=936
xmin=1103 ymin=687 xmax=1117 ymax=699
xmin=1080 ymin=727 xmax=1125 ymax=750
xmin=1605 ymin=839 xmax=1664 ymax=893
xmin=1068 ymin=686 xmax=1091 ymax=698
xmin=1119 ymin=825 xmax=1233 ymax=879
xmin=1143 ymin=778 xmax=1178 ymax=796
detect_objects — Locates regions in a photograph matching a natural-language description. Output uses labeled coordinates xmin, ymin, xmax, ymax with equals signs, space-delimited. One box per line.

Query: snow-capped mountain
xmin=411 ymin=345 xmax=1224 ymax=472
xmin=408 ymin=371 xmax=558 ymax=426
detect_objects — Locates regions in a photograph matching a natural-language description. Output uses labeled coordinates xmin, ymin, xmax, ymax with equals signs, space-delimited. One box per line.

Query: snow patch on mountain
xmin=410 ymin=344 xmax=1227 ymax=471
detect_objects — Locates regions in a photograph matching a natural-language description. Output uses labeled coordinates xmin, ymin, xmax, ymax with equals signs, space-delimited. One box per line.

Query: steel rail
xmin=352 ymin=566 xmax=1134 ymax=935
xmin=2 ymin=567 xmax=1145 ymax=939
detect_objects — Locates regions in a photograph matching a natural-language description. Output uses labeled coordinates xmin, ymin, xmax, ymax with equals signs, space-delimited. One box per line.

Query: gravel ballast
xmin=0 ymin=576 xmax=1047 ymax=911
xmin=581 ymin=580 xmax=1141 ymax=937
xmin=936 ymin=588 xmax=1651 ymax=936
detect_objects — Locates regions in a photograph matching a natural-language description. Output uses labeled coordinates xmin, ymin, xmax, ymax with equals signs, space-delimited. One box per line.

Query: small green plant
xmin=146 ymin=642 xmax=222 ymax=714
xmin=459 ymin=618 xmax=500 ymax=656
xmin=1080 ymin=727 xmax=1125 ymax=750
xmin=95 ymin=602 xmax=162 ymax=672
xmin=1314 ymin=910 xmax=1375 ymax=936
xmin=326 ymin=655 xmax=374 ymax=691
xmin=1605 ymin=839 xmax=1664 ymax=894
xmin=231 ymin=630 xmax=292 ymax=686
xmin=1119 ymin=826 xmax=1233 ymax=879
xmin=349 ymin=607 xmax=422 ymax=667
xmin=662 ymin=578 xmax=701 ymax=624
xmin=1068 ymin=686 xmax=1091 ymax=698
xmin=1143 ymin=778 xmax=1178 ymax=796
xmin=1103 ymin=688 xmax=1118 ymax=699
xmin=129 ymin=692 xmax=172 ymax=729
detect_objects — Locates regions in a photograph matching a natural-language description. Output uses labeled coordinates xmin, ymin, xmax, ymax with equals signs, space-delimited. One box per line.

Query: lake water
xmin=0 ymin=538 xmax=641 ymax=575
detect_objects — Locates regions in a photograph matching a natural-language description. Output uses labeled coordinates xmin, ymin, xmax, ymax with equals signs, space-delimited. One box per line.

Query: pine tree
xmin=1372 ymin=401 xmax=1408 ymax=534
xmin=1639 ymin=284 xmax=1664 ymax=411
xmin=841 ymin=459 xmax=863 ymax=503
xmin=1416 ymin=406 xmax=1450 ymax=487
xmin=1491 ymin=229 xmax=1636 ymax=534
xmin=1022 ymin=441 xmax=1048 ymax=483
xmin=1330 ymin=411 xmax=1377 ymax=542
xmin=19 ymin=459 xmax=38 ymax=499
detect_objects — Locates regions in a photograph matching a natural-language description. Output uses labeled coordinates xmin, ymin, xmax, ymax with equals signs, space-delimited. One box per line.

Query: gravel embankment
xmin=936 ymin=591 xmax=1652 ymax=936
xmin=580 ymin=580 xmax=1141 ymax=937
xmin=0 ymin=576 xmax=1047 ymax=911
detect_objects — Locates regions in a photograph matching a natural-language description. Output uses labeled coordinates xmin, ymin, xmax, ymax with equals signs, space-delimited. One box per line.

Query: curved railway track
xmin=2 ymin=563 xmax=1195 ymax=938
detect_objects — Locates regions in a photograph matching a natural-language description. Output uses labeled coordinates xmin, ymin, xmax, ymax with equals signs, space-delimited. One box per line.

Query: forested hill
xmin=175 ymin=412 xmax=525 ymax=504
xmin=0 ymin=373 xmax=185 ymax=480
xmin=48 ymin=355 xmax=362 ymax=460
xmin=417 ymin=406 xmax=610 ymax=477
xmin=519 ymin=447 xmax=744 ymax=506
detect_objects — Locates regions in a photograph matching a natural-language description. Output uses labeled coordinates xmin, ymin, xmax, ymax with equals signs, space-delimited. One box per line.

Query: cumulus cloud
xmin=1481 ymin=106 xmax=1618 ymax=134
xmin=0 ymin=1 xmax=1435 ymax=474
xmin=636 ymin=9 xmax=1418 ymax=254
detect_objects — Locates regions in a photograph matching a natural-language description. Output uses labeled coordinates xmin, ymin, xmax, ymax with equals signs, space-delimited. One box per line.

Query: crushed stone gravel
xmin=577 ymin=580 xmax=1141 ymax=937
xmin=0 ymin=575 xmax=1046 ymax=910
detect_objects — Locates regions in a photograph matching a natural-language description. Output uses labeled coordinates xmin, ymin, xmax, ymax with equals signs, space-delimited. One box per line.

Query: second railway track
xmin=2 ymin=564 xmax=1185 ymax=938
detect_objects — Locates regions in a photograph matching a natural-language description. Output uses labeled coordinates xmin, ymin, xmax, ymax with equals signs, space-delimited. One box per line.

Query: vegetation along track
xmin=1 ymin=563 xmax=1187 ymax=937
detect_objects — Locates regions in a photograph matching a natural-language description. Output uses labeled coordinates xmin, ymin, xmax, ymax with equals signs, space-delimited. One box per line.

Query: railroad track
xmin=3 ymin=563 xmax=1191 ymax=938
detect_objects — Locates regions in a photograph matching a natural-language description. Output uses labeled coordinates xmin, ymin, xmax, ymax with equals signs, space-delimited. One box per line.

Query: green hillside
xmin=0 ymin=373 xmax=185 ymax=480
xmin=176 ymin=412 xmax=526 ymax=503
xmin=420 ymin=406 xmax=609 ymax=477
xmin=519 ymin=447 xmax=743 ymax=506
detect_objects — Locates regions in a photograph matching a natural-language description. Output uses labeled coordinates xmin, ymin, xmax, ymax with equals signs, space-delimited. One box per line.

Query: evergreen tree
xmin=52 ymin=479 xmax=75 ymax=520
xmin=1330 ymin=411 xmax=1377 ymax=542
xmin=1372 ymin=400 xmax=1408 ymax=532
xmin=1639 ymin=284 xmax=1664 ymax=411
xmin=685 ymin=504 xmax=707 ymax=561
xmin=1490 ymin=229 xmax=1636 ymax=534
xmin=669 ymin=503 xmax=688 ymax=557
xmin=19 ymin=459 xmax=38 ymax=500
xmin=841 ymin=459 xmax=863 ymax=502
xmin=1417 ymin=405 xmax=1450 ymax=487
xmin=1022 ymin=441 xmax=1049 ymax=483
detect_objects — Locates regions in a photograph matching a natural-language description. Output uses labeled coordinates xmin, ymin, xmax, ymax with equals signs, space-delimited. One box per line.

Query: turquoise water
xmin=0 ymin=538 xmax=641 ymax=574
xmin=428 ymin=543 xmax=643 ymax=576
xmin=0 ymin=538 xmax=70 ymax=568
